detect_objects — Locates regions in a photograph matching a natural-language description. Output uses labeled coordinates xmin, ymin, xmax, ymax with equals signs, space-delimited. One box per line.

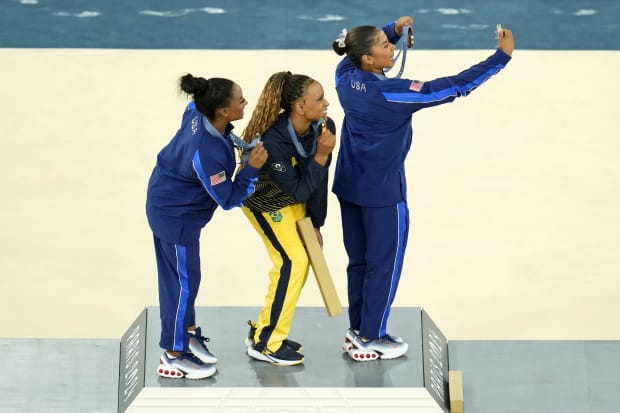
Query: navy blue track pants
xmin=338 ymin=199 xmax=409 ymax=340
xmin=153 ymin=234 xmax=201 ymax=352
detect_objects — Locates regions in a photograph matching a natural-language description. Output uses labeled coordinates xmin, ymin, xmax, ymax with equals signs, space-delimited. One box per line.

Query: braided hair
xmin=242 ymin=71 xmax=315 ymax=142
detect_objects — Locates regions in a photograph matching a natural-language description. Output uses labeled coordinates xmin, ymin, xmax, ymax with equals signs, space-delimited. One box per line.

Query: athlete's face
xmin=225 ymin=84 xmax=247 ymax=121
xmin=367 ymin=30 xmax=396 ymax=73
xmin=299 ymin=81 xmax=329 ymax=122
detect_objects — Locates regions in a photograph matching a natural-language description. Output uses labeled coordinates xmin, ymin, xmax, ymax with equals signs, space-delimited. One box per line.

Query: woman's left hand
xmin=395 ymin=16 xmax=413 ymax=35
xmin=314 ymin=227 xmax=323 ymax=249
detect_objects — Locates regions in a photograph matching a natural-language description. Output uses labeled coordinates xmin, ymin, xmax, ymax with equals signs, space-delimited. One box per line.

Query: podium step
xmin=127 ymin=387 xmax=444 ymax=412
xmin=119 ymin=306 xmax=452 ymax=412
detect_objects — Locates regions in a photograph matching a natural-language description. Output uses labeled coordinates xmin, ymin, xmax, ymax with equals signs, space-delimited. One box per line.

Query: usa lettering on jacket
xmin=350 ymin=80 xmax=367 ymax=92
xmin=191 ymin=116 xmax=199 ymax=135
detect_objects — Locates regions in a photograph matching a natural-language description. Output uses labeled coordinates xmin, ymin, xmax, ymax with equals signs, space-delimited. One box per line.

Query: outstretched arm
xmin=380 ymin=26 xmax=514 ymax=114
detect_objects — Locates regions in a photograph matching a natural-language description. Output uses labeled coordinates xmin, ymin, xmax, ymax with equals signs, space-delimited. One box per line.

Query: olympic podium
xmin=119 ymin=306 xmax=461 ymax=412
xmin=4 ymin=308 xmax=619 ymax=412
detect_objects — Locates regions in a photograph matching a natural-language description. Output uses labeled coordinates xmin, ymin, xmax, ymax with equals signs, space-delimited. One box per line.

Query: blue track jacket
xmin=332 ymin=21 xmax=512 ymax=207
xmin=146 ymin=103 xmax=259 ymax=243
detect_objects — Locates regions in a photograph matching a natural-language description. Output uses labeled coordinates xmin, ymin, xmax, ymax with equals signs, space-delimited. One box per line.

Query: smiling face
xmin=298 ymin=81 xmax=329 ymax=122
xmin=364 ymin=30 xmax=396 ymax=74
xmin=223 ymin=83 xmax=247 ymax=121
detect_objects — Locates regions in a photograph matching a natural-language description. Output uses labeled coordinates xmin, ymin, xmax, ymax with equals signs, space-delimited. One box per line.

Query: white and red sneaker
xmin=188 ymin=327 xmax=218 ymax=364
xmin=347 ymin=335 xmax=408 ymax=361
xmin=157 ymin=351 xmax=216 ymax=380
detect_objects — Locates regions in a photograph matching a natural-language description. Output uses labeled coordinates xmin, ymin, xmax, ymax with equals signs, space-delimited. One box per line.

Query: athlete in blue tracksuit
xmin=332 ymin=17 xmax=514 ymax=360
xmin=146 ymin=74 xmax=267 ymax=379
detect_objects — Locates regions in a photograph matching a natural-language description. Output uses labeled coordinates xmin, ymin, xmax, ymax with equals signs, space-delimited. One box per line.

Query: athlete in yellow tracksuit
xmin=241 ymin=71 xmax=336 ymax=366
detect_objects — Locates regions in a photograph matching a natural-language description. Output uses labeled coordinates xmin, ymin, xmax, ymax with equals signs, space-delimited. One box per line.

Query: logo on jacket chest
xmin=272 ymin=162 xmax=286 ymax=173
xmin=350 ymin=80 xmax=367 ymax=92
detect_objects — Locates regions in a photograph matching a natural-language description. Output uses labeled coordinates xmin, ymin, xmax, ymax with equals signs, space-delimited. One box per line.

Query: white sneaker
xmin=342 ymin=328 xmax=359 ymax=352
xmin=343 ymin=329 xmax=404 ymax=352
xmin=157 ymin=352 xmax=216 ymax=379
xmin=188 ymin=327 xmax=218 ymax=364
xmin=384 ymin=333 xmax=404 ymax=344
xmin=348 ymin=335 xmax=408 ymax=361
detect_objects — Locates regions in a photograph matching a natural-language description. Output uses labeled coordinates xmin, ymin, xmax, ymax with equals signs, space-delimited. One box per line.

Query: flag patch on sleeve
xmin=409 ymin=80 xmax=424 ymax=92
xmin=209 ymin=170 xmax=226 ymax=186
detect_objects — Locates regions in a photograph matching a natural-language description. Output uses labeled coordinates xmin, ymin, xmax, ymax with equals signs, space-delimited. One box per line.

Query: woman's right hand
xmin=395 ymin=16 xmax=413 ymax=35
xmin=496 ymin=27 xmax=514 ymax=56
xmin=247 ymin=141 xmax=268 ymax=169
xmin=314 ymin=125 xmax=336 ymax=167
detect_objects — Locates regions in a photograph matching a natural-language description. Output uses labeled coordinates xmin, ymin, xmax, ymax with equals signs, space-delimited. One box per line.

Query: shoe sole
xmin=247 ymin=347 xmax=304 ymax=366
xmin=378 ymin=351 xmax=407 ymax=360
xmin=157 ymin=363 xmax=217 ymax=380
xmin=348 ymin=347 xmax=380 ymax=361
xmin=347 ymin=342 xmax=409 ymax=361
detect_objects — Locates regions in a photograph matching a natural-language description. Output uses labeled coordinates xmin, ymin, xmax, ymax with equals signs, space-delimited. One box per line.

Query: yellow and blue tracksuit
xmin=146 ymin=102 xmax=259 ymax=352
xmin=243 ymin=113 xmax=335 ymax=353
xmin=333 ymin=21 xmax=512 ymax=340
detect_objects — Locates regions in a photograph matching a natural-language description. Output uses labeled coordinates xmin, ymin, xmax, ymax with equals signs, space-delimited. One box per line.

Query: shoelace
xmin=191 ymin=327 xmax=212 ymax=347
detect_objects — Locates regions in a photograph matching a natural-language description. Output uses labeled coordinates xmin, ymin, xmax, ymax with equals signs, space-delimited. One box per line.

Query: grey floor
xmin=0 ymin=338 xmax=119 ymax=413
xmin=2 ymin=307 xmax=620 ymax=413
xmin=448 ymin=340 xmax=620 ymax=413
xmin=144 ymin=306 xmax=424 ymax=389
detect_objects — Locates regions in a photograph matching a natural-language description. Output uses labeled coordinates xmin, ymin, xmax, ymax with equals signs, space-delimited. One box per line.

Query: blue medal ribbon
xmin=201 ymin=114 xmax=260 ymax=165
xmin=384 ymin=25 xmax=414 ymax=79
xmin=286 ymin=117 xmax=325 ymax=158
xmin=230 ymin=133 xmax=261 ymax=165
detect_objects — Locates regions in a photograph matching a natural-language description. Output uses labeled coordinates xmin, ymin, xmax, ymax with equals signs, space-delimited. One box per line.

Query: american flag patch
xmin=209 ymin=170 xmax=226 ymax=186
xmin=409 ymin=80 xmax=424 ymax=92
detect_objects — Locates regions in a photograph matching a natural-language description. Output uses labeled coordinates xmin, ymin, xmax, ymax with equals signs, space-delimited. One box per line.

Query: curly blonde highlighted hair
xmin=242 ymin=71 xmax=314 ymax=143
xmin=242 ymin=71 xmax=289 ymax=142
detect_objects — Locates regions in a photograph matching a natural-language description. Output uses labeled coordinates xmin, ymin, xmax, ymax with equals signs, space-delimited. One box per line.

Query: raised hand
xmin=314 ymin=122 xmax=336 ymax=167
xmin=247 ymin=141 xmax=268 ymax=169
xmin=395 ymin=16 xmax=413 ymax=35
xmin=496 ymin=26 xmax=515 ymax=56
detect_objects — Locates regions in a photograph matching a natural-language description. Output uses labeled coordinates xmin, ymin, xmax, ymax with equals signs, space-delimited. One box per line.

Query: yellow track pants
xmin=242 ymin=204 xmax=309 ymax=353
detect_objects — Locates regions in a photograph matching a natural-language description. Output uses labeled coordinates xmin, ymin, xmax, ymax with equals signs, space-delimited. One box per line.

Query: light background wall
xmin=1 ymin=49 xmax=618 ymax=339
